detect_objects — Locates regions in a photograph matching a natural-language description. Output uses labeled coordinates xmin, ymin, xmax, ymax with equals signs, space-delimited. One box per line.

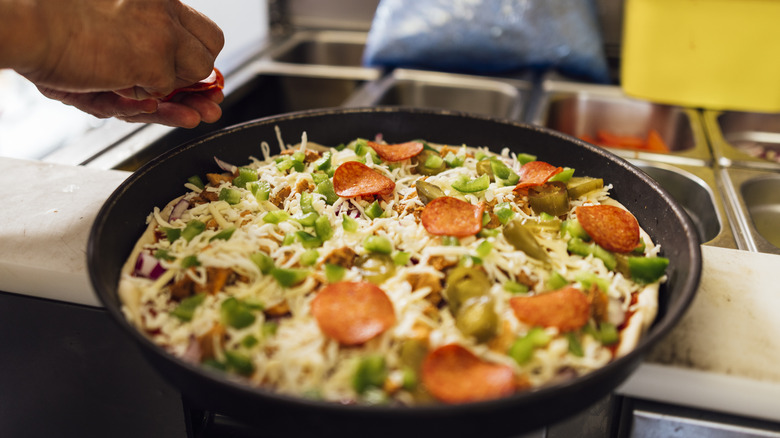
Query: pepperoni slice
xmin=514 ymin=161 xmax=563 ymax=190
xmin=162 ymin=68 xmax=224 ymax=101
xmin=333 ymin=161 xmax=395 ymax=198
xmin=421 ymin=344 xmax=515 ymax=404
xmin=421 ymin=197 xmax=485 ymax=237
xmin=368 ymin=141 xmax=424 ymax=162
xmin=310 ymin=281 xmax=396 ymax=345
xmin=576 ymin=205 xmax=640 ymax=253
xmin=509 ymin=286 xmax=590 ymax=332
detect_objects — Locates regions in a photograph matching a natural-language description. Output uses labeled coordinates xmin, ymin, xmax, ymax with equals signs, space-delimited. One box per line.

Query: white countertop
xmin=1 ymin=156 xmax=779 ymax=423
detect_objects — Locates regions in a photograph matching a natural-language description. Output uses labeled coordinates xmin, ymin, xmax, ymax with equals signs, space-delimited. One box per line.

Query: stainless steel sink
xmin=529 ymin=80 xmax=712 ymax=166
xmin=268 ymin=30 xmax=368 ymax=67
xmin=630 ymin=160 xmax=734 ymax=248
xmin=702 ymin=110 xmax=780 ymax=171
xmin=721 ymin=168 xmax=780 ymax=255
xmin=344 ymin=69 xmax=530 ymax=120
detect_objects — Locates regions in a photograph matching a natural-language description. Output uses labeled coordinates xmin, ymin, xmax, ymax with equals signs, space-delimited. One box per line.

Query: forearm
xmin=0 ymin=0 xmax=45 ymax=72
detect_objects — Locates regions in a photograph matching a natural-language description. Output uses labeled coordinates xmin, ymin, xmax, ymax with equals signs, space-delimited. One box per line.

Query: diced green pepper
xmin=566 ymin=332 xmax=584 ymax=357
xmin=250 ymin=251 xmax=275 ymax=274
xmin=443 ymin=151 xmax=464 ymax=168
xmin=154 ymin=249 xmax=176 ymax=261
xmin=365 ymin=200 xmax=384 ymax=219
xmin=342 ymin=215 xmax=358 ymax=232
xmin=161 ymin=227 xmax=181 ymax=243
xmin=314 ymin=215 xmax=333 ymax=241
xmin=315 ymin=179 xmax=338 ymax=205
xmin=295 ymin=231 xmax=322 ymax=249
xmin=392 ymin=251 xmax=411 ymax=266
xmin=476 ymin=240 xmax=493 ymax=258
xmin=187 ymin=175 xmax=205 ymax=190
xmin=504 ymin=280 xmax=529 ymax=294
xmin=248 ymin=180 xmax=270 ymax=201
xmin=220 ymin=297 xmax=256 ymax=329
xmin=561 ymin=219 xmax=590 ymax=241
xmin=181 ymin=220 xmax=206 ymax=242
xmin=181 ymin=254 xmax=200 ymax=268
xmin=232 ymin=167 xmax=258 ymax=189
xmin=300 ymin=249 xmax=320 ymax=266
xmin=292 ymin=151 xmax=306 ymax=163
xmin=209 ymin=226 xmax=236 ymax=241
xmin=241 ymin=334 xmax=259 ymax=348
xmin=271 ymin=267 xmax=309 ymax=287
xmin=546 ymin=271 xmax=568 ymax=290
xmin=313 ymin=151 xmax=332 ymax=171
xmin=224 ymin=350 xmax=254 ymax=376
xmin=276 ymin=157 xmax=295 ymax=172
xmin=171 ymin=293 xmax=206 ymax=322
xmin=575 ymin=271 xmax=610 ymax=294
xmin=352 ymin=355 xmax=387 ymax=394
xmin=324 ymin=263 xmax=346 ymax=283
xmin=219 ymin=187 xmax=241 ymax=205
xmin=493 ymin=202 xmax=515 ymax=225
xmin=508 ymin=327 xmax=550 ymax=364
xmin=548 ymin=167 xmax=575 ymax=183
xmin=516 ymin=153 xmax=537 ymax=165
xmin=363 ymin=235 xmax=393 ymax=254
xmin=628 ymin=256 xmax=669 ymax=284
xmin=295 ymin=211 xmax=319 ymax=227
xmin=300 ymin=192 xmax=315 ymax=214
xmin=262 ymin=320 xmax=279 ymax=337
xmin=262 ymin=211 xmax=290 ymax=224
xmin=311 ymin=172 xmax=330 ymax=185
xmin=599 ymin=322 xmax=619 ymax=345
xmin=452 ymin=174 xmax=490 ymax=193
xmin=567 ymin=237 xmax=617 ymax=271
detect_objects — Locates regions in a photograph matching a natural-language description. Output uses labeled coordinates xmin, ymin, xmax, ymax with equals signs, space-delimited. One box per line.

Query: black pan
xmin=88 ymin=107 xmax=702 ymax=437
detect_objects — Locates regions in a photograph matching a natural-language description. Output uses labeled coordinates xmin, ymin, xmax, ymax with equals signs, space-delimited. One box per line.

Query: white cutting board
xmin=0 ymin=157 xmax=129 ymax=306
xmin=618 ymin=245 xmax=780 ymax=422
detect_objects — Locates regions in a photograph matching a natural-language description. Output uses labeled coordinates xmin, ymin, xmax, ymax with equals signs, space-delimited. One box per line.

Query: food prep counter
xmin=3 ymin=28 xmax=780 ymax=438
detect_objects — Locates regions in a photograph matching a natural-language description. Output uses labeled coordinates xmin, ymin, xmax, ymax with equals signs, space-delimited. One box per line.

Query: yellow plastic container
xmin=621 ymin=0 xmax=780 ymax=112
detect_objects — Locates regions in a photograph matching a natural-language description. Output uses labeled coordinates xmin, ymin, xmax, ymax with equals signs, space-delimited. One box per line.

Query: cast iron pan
xmin=88 ymin=107 xmax=702 ymax=437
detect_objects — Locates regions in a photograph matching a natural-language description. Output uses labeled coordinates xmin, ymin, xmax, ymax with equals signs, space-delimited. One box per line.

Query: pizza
xmin=118 ymin=132 xmax=668 ymax=405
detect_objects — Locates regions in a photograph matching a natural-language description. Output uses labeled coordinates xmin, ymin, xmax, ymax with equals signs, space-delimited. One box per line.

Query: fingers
xmin=168 ymin=2 xmax=224 ymax=89
xmin=37 ymin=87 xmax=223 ymax=128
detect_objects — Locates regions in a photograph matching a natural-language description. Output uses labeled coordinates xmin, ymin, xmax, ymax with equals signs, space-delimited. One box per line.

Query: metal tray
xmin=344 ymin=68 xmax=531 ymax=120
xmin=528 ymin=80 xmax=712 ymax=166
xmin=720 ymin=167 xmax=780 ymax=255
xmin=629 ymin=160 xmax=735 ymax=249
xmin=702 ymin=110 xmax=780 ymax=171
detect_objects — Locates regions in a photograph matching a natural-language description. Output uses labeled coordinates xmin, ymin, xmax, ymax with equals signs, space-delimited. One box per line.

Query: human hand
xmin=36 ymin=87 xmax=224 ymax=128
xmin=19 ymin=0 xmax=224 ymax=98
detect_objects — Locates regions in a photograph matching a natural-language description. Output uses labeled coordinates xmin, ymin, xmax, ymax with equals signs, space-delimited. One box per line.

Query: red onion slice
xmin=134 ymin=251 xmax=167 ymax=280
xmin=169 ymin=199 xmax=190 ymax=222
xmin=214 ymin=156 xmax=236 ymax=174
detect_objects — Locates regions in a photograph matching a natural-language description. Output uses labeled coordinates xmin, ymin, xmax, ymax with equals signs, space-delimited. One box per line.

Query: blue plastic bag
xmin=363 ymin=0 xmax=610 ymax=83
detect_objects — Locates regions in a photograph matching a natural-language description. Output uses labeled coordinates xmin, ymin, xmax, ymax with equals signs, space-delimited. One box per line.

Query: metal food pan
xmin=629 ymin=160 xmax=735 ymax=249
xmin=720 ymin=167 xmax=780 ymax=255
xmin=528 ymin=80 xmax=712 ymax=166
xmin=702 ymin=110 xmax=780 ymax=171
xmin=344 ymin=69 xmax=531 ymax=120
